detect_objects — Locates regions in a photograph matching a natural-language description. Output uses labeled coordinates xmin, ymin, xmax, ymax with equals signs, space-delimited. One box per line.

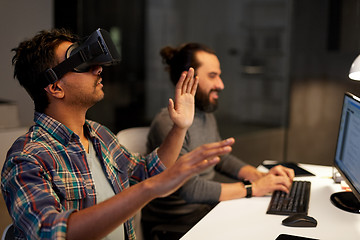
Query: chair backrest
xmin=116 ymin=127 xmax=150 ymax=240
xmin=116 ymin=127 xmax=150 ymax=155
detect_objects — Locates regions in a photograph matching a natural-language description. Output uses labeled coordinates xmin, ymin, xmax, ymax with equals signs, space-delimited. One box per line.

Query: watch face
xmin=243 ymin=180 xmax=251 ymax=185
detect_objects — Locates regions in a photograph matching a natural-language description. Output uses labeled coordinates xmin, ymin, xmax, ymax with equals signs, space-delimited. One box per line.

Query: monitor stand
xmin=330 ymin=191 xmax=360 ymax=214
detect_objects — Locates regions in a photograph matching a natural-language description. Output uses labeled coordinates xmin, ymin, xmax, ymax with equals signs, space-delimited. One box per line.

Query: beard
xmin=70 ymin=75 xmax=104 ymax=109
xmin=195 ymin=89 xmax=220 ymax=113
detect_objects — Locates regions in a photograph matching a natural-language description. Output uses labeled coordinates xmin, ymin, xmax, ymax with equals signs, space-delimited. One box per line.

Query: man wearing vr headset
xmin=1 ymin=28 xmax=234 ymax=240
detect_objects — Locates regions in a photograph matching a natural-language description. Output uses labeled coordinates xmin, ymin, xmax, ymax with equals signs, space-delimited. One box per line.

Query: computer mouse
xmin=282 ymin=213 xmax=317 ymax=227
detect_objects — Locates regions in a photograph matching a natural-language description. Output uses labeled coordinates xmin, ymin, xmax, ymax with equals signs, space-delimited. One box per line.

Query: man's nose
xmin=217 ymin=77 xmax=225 ymax=90
xmin=92 ymin=65 xmax=103 ymax=75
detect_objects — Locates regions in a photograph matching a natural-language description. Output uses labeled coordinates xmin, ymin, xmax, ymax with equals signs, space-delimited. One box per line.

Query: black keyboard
xmin=266 ymin=180 xmax=311 ymax=215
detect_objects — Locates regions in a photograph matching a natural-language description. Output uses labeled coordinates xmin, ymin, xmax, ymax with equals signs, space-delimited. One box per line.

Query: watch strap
xmin=243 ymin=180 xmax=252 ymax=198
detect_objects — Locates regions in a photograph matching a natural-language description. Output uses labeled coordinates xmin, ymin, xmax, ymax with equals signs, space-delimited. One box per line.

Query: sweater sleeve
xmin=177 ymin=175 xmax=222 ymax=203
xmin=147 ymin=108 xmax=174 ymax=153
xmin=211 ymin=114 xmax=248 ymax=179
xmin=215 ymin=153 xmax=247 ymax=179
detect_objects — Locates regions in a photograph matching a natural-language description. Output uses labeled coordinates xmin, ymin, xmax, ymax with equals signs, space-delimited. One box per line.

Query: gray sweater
xmin=146 ymin=108 xmax=247 ymax=214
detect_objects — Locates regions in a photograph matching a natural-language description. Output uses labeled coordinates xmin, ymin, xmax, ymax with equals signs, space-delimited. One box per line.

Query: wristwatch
xmin=243 ymin=180 xmax=252 ymax=198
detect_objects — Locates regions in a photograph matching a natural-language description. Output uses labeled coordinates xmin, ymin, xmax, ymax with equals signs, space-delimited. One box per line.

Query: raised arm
xmin=157 ymin=67 xmax=198 ymax=167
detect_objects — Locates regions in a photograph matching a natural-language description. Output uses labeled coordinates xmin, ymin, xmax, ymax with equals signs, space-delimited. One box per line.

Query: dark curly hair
xmin=160 ymin=43 xmax=215 ymax=86
xmin=12 ymin=28 xmax=79 ymax=113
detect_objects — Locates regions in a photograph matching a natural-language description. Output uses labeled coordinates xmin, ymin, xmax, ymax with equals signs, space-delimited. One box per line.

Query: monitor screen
xmin=332 ymin=92 xmax=360 ymax=213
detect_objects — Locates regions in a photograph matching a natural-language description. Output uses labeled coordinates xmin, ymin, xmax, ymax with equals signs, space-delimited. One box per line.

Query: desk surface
xmin=181 ymin=164 xmax=360 ymax=240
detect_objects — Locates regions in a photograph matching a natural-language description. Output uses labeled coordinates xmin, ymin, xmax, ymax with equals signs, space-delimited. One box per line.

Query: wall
xmin=0 ymin=0 xmax=53 ymax=235
xmin=286 ymin=0 xmax=360 ymax=166
xmin=145 ymin=0 xmax=291 ymax=128
xmin=0 ymin=0 xmax=53 ymax=127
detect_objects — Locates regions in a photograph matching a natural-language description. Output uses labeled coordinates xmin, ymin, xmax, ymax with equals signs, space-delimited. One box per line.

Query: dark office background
xmin=52 ymin=0 xmax=360 ymax=167
xmin=55 ymin=0 xmax=148 ymax=131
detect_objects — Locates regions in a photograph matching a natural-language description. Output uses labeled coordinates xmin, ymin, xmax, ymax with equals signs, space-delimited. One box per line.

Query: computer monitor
xmin=331 ymin=92 xmax=360 ymax=213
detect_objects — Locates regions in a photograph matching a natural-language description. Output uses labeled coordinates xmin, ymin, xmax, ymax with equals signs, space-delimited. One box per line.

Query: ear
xmin=44 ymin=81 xmax=64 ymax=99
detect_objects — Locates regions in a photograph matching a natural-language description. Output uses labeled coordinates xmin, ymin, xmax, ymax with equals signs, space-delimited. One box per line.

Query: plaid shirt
xmin=1 ymin=112 xmax=165 ymax=240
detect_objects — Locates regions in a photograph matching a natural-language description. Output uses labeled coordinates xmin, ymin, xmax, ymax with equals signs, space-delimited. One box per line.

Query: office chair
xmin=116 ymin=127 xmax=150 ymax=155
xmin=116 ymin=126 xmax=151 ymax=240
xmin=1 ymin=224 xmax=14 ymax=240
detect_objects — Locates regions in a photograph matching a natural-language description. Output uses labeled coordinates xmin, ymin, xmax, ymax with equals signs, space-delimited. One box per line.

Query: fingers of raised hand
xmin=178 ymin=138 xmax=234 ymax=175
xmin=197 ymin=156 xmax=221 ymax=169
xmin=182 ymin=67 xmax=195 ymax=94
xmin=194 ymin=138 xmax=234 ymax=161
xmin=190 ymin=76 xmax=199 ymax=95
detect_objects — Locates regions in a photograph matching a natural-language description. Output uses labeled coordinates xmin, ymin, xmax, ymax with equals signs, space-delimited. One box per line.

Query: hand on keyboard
xmin=267 ymin=164 xmax=295 ymax=180
xmin=252 ymin=173 xmax=293 ymax=197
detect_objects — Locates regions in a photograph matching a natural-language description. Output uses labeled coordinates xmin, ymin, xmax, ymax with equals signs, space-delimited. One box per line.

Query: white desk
xmin=181 ymin=164 xmax=360 ymax=240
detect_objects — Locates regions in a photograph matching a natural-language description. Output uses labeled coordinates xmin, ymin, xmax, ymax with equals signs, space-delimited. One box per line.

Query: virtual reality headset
xmin=40 ymin=28 xmax=121 ymax=88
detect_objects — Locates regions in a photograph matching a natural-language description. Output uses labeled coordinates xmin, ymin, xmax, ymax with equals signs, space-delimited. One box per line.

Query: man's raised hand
xmin=168 ymin=67 xmax=198 ymax=129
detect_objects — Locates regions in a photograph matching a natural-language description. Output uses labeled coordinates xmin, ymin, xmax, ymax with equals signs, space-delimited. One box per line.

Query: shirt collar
xmin=34 ymin=112 xmax=94 ymax=146
xmin=84 ymin=120 xmax=97 ymax=139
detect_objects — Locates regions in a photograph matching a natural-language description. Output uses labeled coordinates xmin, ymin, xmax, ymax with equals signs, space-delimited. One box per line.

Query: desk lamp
xmin=349 ymin=55 xmax=360 ymax=80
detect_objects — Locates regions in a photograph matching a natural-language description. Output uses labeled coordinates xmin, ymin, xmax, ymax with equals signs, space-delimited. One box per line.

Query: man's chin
xmin=200 ymin=103 xmax=218 ymax=113
xmin=195 ymin=95 xmax=218 ymax=113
